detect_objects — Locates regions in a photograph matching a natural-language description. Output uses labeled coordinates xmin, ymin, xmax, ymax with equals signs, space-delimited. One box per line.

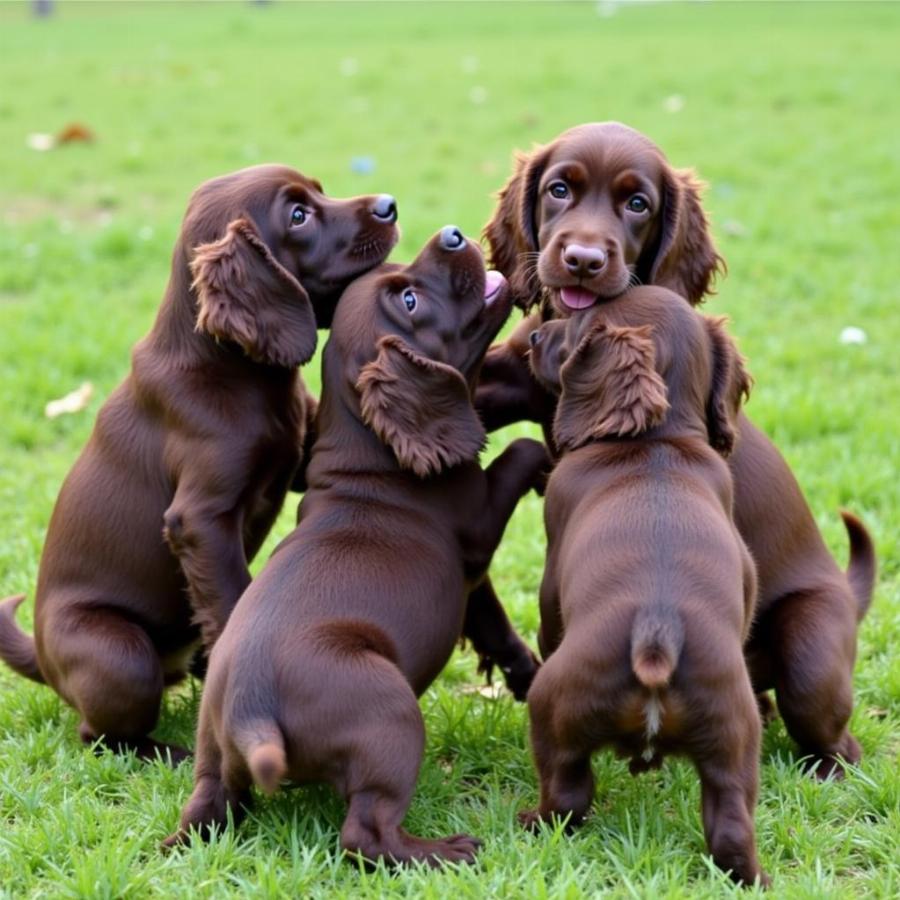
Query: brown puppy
xmin=163 ymin=227 xmax=548 ymax=865
xmin=0 ymin=166 xmax=399 ymax=761
xmin=524 ymin=287 xmax=769 ymax=886
xmin=478 ymin=122 xmax=876 ymax=778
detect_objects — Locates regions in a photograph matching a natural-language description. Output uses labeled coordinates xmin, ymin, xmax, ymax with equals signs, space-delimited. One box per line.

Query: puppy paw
xmin=756 ymin=692 xmax=778 ymax=726
xmin=517 ymin=808 xmax=544 ymax=831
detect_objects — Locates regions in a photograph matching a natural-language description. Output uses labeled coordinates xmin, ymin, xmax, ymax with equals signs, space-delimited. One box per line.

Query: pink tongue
xmin=484 ymin=269 xmax=505 ymax=304
xmin=560 ymin=286 xmax=598 ymax=310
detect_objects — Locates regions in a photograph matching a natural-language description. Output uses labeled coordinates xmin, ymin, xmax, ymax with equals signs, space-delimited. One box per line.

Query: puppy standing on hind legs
xmin=477 ymin=121 xmax=876 ymax=778
xmin=165 ymin=227 xmax=549 ymax=866
xmin=522 ymin=288 xmax=769 ymax=886
xmin=0 ymin=165 xmax=400 ymax=761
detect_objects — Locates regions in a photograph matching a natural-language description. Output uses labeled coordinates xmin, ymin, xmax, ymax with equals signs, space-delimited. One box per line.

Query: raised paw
xmin=756 ymin=692 xmax=778 ymax=726
xmin=160 ymin=829 xmax=189 ymax=850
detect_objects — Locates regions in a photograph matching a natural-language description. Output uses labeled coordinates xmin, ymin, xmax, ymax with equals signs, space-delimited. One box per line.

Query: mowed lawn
xmin=1 ymin=1 xmax=898 ymax=896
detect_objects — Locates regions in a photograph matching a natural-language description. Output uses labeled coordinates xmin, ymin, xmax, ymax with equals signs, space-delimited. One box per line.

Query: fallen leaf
xmin=45 ymin=382 xmax=93 ymax=418
xmin=57 ymin=122 xmax=95 ymax=144
xmin=458 ymin=682 xmax=505 ymax=699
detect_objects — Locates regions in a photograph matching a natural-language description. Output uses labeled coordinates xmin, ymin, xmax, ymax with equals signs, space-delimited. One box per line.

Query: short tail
xmin=841 ymin=510 xmax=876 ymax=621
xmin=631 ymin=607 xmax=683 ymax=689
xmin=0 ymin=595 xmax=45 ymax=684
xmin=235 ymin=719 xmax=287 ymax=795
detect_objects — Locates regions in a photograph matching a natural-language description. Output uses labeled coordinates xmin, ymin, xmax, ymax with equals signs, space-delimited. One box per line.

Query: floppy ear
xmin=554 ymin=322 xmax=669 ymax=451
xmin=703 ymin=316 xmax=752 ymax=456
xmin=483 ymin=144 xmax=552 ymax=311
xmin=356 ymin=335 xmax=486 ymax=477
xmin=644 ymin=167 xmax=724 ymax=306
xmin=191 ymin=217 xmax=318 ymax=367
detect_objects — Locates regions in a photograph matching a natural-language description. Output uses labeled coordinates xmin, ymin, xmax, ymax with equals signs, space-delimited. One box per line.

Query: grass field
xmin=1 ymin=1 xmax=898 ymax=896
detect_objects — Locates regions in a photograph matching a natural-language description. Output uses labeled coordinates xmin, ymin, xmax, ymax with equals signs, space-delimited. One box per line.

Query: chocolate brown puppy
xmin=0 ymin=165 xmax=399 ymax=761
xmin=477 ymin=122 xmax=876 ymax=778
xmin=163 ymin=227 xmax=548 ymax=865
xmin=524 ymin=287 xmax=769 ymax=886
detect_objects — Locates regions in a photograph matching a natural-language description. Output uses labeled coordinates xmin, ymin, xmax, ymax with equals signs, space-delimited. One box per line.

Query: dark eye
xmin=402 ymin=289 xmax=417 ymax=313
xmin=626 ymin=195 xmax=649 ymax=213
xmin=290 ymin=205 xmax=308 ymax=226
xmin=548 ymin=181 xmax=569 ymax=200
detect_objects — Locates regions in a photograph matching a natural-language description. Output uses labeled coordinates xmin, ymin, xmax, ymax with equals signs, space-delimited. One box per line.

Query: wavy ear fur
xmin=356 ymin=335 xmax=486 ymax=477
xmin=703 ymin=316 xmax=752 ymax=456
xmin=191 ymin=217 xmax=318 ymax=367
xmin=647 ymin=168 xmax=724 ymax=306
xmin=553 ymin=322 xmax=669 ymax=451
xmin=483 ymin=144 xmax=552 ymax=311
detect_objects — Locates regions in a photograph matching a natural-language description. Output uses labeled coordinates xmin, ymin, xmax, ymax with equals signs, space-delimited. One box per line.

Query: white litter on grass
xmin=470 ymin=85 xmax=488 ymax=105
xmin=339 ymin=57 xmax=359 ymax=77
xmin=839 ymin=326 xmax=867 ymax=345
xmin=663 ymin=94 xmax=685 ymax=114
xmin=45 ymin=383 xmax=93 ymax=418
xmin=460 ymin=55 xmax=479 ymax=74
xmin=26 ymin=133 xmax=55 ymax=151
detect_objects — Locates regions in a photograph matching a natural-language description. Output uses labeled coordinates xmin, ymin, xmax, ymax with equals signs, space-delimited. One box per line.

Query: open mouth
xmin=559 ymin=286 xmax=598 ymax=311
xmin=484 ymin=270 xmax=505 ymax=306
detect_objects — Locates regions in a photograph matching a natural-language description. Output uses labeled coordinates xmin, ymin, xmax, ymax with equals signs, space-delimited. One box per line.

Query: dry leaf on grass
xmin=45 ymin=382 xmax=93 ymax=418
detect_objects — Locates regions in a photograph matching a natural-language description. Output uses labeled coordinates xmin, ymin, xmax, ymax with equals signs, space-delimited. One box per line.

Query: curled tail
xmin=841 ymin=510 xmax=876 ymax=622
xmin=234 ymin=718 xmax=287 ymax=795
xmin=631 ymin=607 xmax=683 ymax=689
xmin=0 ymin=595 xmax=45 ymax=684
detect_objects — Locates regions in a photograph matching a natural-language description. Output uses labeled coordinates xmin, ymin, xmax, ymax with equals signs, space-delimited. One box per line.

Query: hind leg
xmin=163 ymin=697 xmax=250 ymax=847
xmin=518 ymin=659 xmax=594 ymax=829
xmin=769 ymin=587 xmax=861 ymax=779
xmin=695 ymin=681 xmax=769 ymax=887
xmin=338 ymin=669 xmax=480 ymax=867
xmin=48 ymin=607 xmax=188 ymax=763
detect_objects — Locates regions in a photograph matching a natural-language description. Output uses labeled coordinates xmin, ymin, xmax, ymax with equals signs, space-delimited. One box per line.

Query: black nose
xmin=529 ymin=330 xmax=543 ymax=348
xmin=371 ymin=194 xmax=397 ymax=223
xmin=564 ymin=244 xmax=607 ymax=278
xmin=439 ymin=225 xmax=466 ymax=251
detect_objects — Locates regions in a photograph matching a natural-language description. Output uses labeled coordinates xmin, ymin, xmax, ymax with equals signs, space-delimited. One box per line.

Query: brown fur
xmin=483 ymin=122 xmax=723 ymax=311
xmin=163 ymin=229 xmax=549 ymax=866
xmin=476 ymin=124 xmax=876 ymax=778
xmin=0 ymin=165 xmax=398 ymax=762
xmin=524 ymin=287 xmax=768 ymax=886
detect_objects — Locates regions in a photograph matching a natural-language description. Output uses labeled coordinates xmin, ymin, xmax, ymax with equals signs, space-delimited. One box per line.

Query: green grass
xmin=1 ymin=1 xmax=898 ymax=896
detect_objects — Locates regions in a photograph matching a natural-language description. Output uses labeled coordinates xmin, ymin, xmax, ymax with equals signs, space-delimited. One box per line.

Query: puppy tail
xmin=631 ymin=607 xmax=683 ymax=689
xmin=237 ymin=721 xmax=287 ymax=795
xmin=0 ymin=594 xmax=45 ymax=684
xmin=841 ymin=510 xmax=876 ymax=621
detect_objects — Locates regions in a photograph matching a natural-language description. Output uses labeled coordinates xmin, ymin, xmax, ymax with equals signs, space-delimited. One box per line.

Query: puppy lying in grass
xmin=523 ymin=286 xmax=770 ymax=886
xmin=0 ymin=165 xmax=399 ymax=762
xmin=164 ymin=227 xmax=548 ymax=866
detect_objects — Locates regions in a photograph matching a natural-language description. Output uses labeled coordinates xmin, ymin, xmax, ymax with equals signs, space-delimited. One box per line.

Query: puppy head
xmin=187 ymin=165 xmax=399 ymax=366
xmin=483 ymin=122 xmax=723 ymax=314
xmin=344 ymin=227 xmax=512 ymax=476
xmin=551 ymin=318 xmax=670 ymax=451
xmin=526 ymin=318 xmax=572 ymax=395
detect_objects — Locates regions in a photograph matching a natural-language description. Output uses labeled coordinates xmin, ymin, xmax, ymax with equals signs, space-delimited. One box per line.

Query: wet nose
xmin=371 ymin=194 xmax=397 ymax=223
xmin=529 ymin=330 xmax=543 ymax=348
xmin=564 ymin=244 xmax=607 ymax=278
xmin=439 ymin=225 xmax=466 ymax=251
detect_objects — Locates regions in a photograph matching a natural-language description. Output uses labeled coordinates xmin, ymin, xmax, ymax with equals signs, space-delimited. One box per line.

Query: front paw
xmin=517 ymin=808 xmax=544 ymax=831
xmin=477 ymin=644 xmax=540 ymax=701
xmin=509 ymin=437 xmax=553 ymax=495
